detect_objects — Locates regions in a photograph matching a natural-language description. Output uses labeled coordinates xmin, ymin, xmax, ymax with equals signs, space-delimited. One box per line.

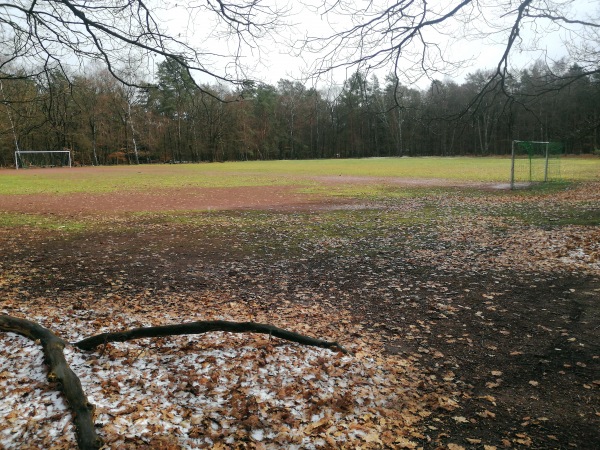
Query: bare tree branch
xmin=0 ymin=0 xmax=288 ymax=96
xmin=298 ymin=0 xmax=599 ymax=111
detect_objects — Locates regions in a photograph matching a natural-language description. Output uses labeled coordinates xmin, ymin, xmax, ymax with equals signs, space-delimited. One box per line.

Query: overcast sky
xmin=154 ymin=0 xmax=598 ymax=90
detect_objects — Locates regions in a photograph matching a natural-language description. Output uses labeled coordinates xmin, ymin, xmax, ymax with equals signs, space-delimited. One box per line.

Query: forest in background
xmin=1 ymin=58 xmax=599 ymax=167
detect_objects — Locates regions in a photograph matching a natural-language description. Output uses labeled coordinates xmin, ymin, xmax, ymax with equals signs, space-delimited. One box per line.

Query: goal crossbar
xmin=15 ymin=150 xmax=72 ymax=169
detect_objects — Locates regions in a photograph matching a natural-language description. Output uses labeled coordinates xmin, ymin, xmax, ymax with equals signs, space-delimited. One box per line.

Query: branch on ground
xmin=0 ymin=315 xmax=102 ymax=450
xmin=74 ymin=319 xmax=349 ymax=354
xmin=1 ymin=314 xmax=348 ymax=449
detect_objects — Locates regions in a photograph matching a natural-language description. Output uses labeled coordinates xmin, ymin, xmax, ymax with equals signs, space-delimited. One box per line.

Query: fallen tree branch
xmin=74 ymin=320 xmax=349 ymax=354
xmin=0 ymin=315 xmax=102 ymax=450
xmin=1 ymin=316 xmax=347 ymax=449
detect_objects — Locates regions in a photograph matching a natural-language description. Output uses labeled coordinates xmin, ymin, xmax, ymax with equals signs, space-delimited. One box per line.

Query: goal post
xmin=15 ymin=150 xmax=72 ymax=169
xmin=510 ymin=140 xmax=562 ymax=189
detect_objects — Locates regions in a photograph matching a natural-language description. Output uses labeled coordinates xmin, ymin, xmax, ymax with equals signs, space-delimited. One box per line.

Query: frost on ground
xmin=0 ymin=298 xmax=455 ymax=449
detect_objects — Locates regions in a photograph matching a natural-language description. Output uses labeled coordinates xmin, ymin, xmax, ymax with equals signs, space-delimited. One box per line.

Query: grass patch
xmin=501 ymin=203 xmax=600 ymax=227
xmin=228 ymin=157 xmax=600 ymax=182
xmin=511 ymin=181 xmax=575 ymax=196
xmin=126 ymin=206 xmax=441 ymax=260
xmin=1 ymin=157 xmax=597 ymax=195
xmin=0 ymin=212 xmax=86 ymax=231
xmin=300 ymin=183 xmax=438 ymax=200
xmin=301 ymin=182 xmax=493 ymax=202
xmin=558 ymin=158 xmax=600 ymax=181
xmin=0 ymin=165 xmax=295 ymax=195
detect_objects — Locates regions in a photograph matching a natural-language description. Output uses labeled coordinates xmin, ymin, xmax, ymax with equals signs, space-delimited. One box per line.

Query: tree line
xmin=1 ymin=58 xmax=598 ymax=167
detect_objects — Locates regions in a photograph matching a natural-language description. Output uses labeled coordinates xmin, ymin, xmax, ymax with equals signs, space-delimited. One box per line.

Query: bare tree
xmin=299 ymin=0 xmax=600 ymax=105
xmin=0 ymin=0 xmax=288 ymax=94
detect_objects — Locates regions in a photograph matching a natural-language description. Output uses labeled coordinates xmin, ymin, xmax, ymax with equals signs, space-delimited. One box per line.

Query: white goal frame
xmin=15 ymin=150 xmax=72 ymax=169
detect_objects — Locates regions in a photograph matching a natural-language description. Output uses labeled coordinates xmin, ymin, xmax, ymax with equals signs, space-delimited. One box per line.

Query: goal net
xmin=510 ymin=140 xmax=562 ymax=189
xmin=15 ymin=150 xmax=72 ymax=169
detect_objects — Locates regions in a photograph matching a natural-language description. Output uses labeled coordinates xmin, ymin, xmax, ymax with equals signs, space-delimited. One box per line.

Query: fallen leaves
xmin=515 ymin=433 xmax=533 ymax=446
xmin=485 ymin=380 xmax=502 ymax=389
xmin=477 ymin=410 xmax=497 ymax=419
xmin=0 ymin=295 xmax=453 ymax=449
xmin=1 ymin=181 xmax=599 ymax=449
xmin=447 ymin=443 xmax=466 ymax=450
xmin=478 ymin=395 xmax=497 ymax=406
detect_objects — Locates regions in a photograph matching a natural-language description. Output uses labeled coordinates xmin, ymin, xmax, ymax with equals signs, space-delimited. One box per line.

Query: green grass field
xmin=1 ymin=157 xmax=598 ymax=195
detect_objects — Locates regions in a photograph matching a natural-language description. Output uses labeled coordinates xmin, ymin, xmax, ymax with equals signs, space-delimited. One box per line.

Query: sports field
xmin=1 ymin=157 xmax=599 ymax=195
xmin=1 ymin=157 xmax=599 ymax=449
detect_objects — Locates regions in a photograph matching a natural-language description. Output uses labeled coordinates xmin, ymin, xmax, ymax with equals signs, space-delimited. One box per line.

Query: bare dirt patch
xmin=0 ymin=166 xmax=501 ymax=216
xmin=0 ymin=186 xmax=332 ymax=216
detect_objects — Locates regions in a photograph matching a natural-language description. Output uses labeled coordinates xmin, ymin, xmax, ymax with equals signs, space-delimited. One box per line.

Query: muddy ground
xmin=1 ymin=175 xmax=598 ymax=449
